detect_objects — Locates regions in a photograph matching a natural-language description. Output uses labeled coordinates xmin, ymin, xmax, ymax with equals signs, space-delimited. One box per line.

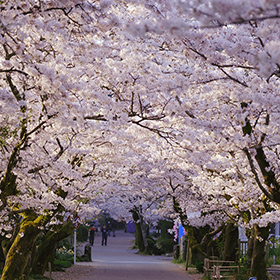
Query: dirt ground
xmin=46 ymin=265 xmax=204 ymax=280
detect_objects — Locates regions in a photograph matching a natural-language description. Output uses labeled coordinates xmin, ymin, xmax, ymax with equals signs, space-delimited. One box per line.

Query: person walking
xmin=107 ymin=221 xmax=112 ymax=237
xmin=101 ymin=224 xmax=108 ymax=246
xmin=112 ymin=221 xmax=116 ymax=237
xmin=89 ymin=225 xmax=96 ymax=246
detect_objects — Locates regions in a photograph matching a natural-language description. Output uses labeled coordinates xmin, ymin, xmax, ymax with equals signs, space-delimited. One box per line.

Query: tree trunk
xmin=1 ymin=214 xmax=42 ymax=280
xmin=250 ymin=224 xmax=270 ymax=280
xmin=187 ymin=227 xmax=205 ymax=264
xmin=31 ymin=221 xmax=74 ymax=275
xmin=246 ymin=228 xmax=254 ymax=260
xmin=132 ymin=210 xmax=145 ymax=252
xmin=139 ymin=218 xmax=148 ymax=253
xmin=223 ymin=222 xmax=239 ymax=262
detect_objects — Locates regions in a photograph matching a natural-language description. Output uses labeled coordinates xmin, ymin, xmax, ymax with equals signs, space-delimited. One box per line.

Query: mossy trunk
xmin=132 ymin=211 xmax=145 ymax=252
xmin=223 ymin=222 xmax=239 ymax=262
xmin=187 ymin=227 xmax=205 ymax=264
xmin=1 ymin=216 xmax=41 ymax=280
xmin=250 ymin=225 xmax=270 ymax=280
xmin=31 ymin=221 xmax=74 ymax=275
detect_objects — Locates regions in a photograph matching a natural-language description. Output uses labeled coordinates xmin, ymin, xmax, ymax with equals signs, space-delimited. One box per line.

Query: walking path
xmin=50 ymin=230 xmax=199 ymax=280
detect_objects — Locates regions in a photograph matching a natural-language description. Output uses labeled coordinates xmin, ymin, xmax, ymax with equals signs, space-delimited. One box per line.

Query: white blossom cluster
xmin=1 ymin=0 xmax=280 ymax=240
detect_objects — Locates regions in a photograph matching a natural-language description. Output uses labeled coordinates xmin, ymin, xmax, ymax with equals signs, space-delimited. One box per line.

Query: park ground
xmin=46 ymin=230 xmax=203 ymax=280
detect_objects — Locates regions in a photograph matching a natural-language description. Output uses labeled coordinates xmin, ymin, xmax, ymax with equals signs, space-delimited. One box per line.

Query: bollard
xmin=48 ymin=262 xmax=52 ymax=280
xmin=84 ymin=243 xmax=92 ymax=261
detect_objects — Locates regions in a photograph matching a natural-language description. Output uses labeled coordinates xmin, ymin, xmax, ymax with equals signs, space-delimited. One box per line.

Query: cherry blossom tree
xmin=116 ymin=1 xmax=280 ymax=278
xmin=0 ymin=1 xmax=122 ymax=278
xmin=2 ymin=1 xmax=280 ymax=279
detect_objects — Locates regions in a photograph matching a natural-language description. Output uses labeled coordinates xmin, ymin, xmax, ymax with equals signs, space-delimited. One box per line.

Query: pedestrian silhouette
xmin=101 ymin=224 xmax=108 ymax=246
xmin=107 ymin=221 xmax=112 ymax=237
xmin=88 ymin=225 xmax=96 ymax=246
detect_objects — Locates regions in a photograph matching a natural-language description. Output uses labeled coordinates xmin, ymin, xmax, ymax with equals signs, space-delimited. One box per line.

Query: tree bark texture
xmin=246 ymin=228 xmax=254 ymax=260
xmin=1 ymin=215 xmax=41 ymax=280
xmin=31 ymin=221 xmax=74 ymax=275
xmin=132 ymin=210 xmax=145 ymax=252
xmin=223 ymin=222 xmax=239 ymax=262
xmin=250 ymin=224 xmax=270 ymax=280
xmin=187 ymin=227 xmax=206 ymax=264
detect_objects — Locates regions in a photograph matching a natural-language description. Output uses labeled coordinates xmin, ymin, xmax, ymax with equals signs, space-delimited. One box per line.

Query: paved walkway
xmin=76 ymin=230 xmax=194 ymax=280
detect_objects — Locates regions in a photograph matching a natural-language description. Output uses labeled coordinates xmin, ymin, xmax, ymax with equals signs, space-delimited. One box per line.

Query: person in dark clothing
xmin=89 ymin=225 xmax=96 ymax=246
xmin=107 ymin=222 xmax=112 ymax=237
xmin=112 ymin=220 xmax=116 ymax=237
xmin=101 ymin=224 xmax=108 ymax=246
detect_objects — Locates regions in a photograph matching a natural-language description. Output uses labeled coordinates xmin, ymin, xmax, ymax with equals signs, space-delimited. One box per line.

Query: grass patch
xmin=53 ymin=259 xmax=72 ymax=271
xmin=29 ymin=276 xmax=50 ymax=280
xmin=172 ymin=258 xmax=185 ymax=264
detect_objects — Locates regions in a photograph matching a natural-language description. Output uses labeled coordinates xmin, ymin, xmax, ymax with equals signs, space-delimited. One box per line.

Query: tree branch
xmin=84 ymin=115 xmax=107 ymax=121
xmin=243 ymin=147 xmax=275 ymax=202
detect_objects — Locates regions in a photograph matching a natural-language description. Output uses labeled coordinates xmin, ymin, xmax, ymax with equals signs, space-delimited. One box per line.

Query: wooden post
xmin=48 ymin=262 xmax=52 ymax=280
xmin=185 ymin=238 xmax=189 ymax=271
xmin=74 ymin=229 xmax=77 ymax=265
xmin=213 ymin=265 xmax=216 ymax=277
xmin=180 ymin=235 xmax=185 ymax=260
xmin=216 ymin=266 xmax=220 ymax=280
xmin=204 ymin=258 xmax=209 ymax=275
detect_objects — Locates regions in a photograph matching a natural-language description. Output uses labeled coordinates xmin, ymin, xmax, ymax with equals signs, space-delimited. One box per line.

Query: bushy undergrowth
xmin=195 ymin=261 xmax=204 ymax=273
xmin=147 ymin=236 xmax=162 ymax=255
xmin=54 ymin=238 xmax=75 ymax=270
xmin=172 ymin=258 xmax=185 ymax=264
xmin=54 ymin=259 xmax=73 ymax=271
xmin=56 ymin=246 xmax=74 ymax=261
xmin=157 ymin=237 xmax=176 ymax=254
xmin=29 ymin=276 xmax=50 ymax=280
xmin=76 ymin=225 xmax=89 ymax=242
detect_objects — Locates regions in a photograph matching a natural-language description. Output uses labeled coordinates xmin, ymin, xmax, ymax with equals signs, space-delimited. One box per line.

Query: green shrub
xmin=56 ymin=246 xmax=74 ymax=261
xmin=77 ymin=225 xmax=89 ymax=242
xmin=195 ymin=261 xmax=204 ymax=273
xmin=234 ymin=274 xmax=250 ymax=280
xmin=53 ymin=259 xmax=72 ymax=271
xmin=172 ymin=258 xmax=185 ymax=264
xmin=77 ymin=254 xmax=91 ymax=262
xmin=238 ymin=255 xmax=250 ymax=275
xmin=54 ymin=259 xmax=72 ymax=268
xmin=147 ymin=237 xmax=163 ymax=255
xmin=29 ymin=275 xmax=50 ymax=280
xmin=158 ymin=220 xmax=174 ymax=239
xmin=157 ymin=237 xmax=176 ymax=254
xmin=201 ymin=275 xmax=211 ymax=280
xmin=57 ymin=238 xmax=72 ymax=251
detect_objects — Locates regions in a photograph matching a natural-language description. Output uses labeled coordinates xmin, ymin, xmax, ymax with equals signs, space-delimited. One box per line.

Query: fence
xmin=239 ymin=241 xmax=248 ymax=255
xmin=203 ymin=258 xmax=235 ymax=276
xmin=213 ymin=265 xmax=242 ymax=279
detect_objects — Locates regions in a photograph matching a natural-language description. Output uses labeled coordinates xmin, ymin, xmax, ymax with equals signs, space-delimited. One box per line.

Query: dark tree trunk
xmin=250 ymin=225 xmax=270 ymax=280
xmin=132 ymin=210 xmax=145 ymax=252
xmin=31 ymin=221 xmax=73 ymax=275
xmin=187 ymin=227 xmax=205 ymax=264
xmin=223 ymin=222 xmax=239 ymax=262
xmin=246 ymin=228 xmax=254 ymax=260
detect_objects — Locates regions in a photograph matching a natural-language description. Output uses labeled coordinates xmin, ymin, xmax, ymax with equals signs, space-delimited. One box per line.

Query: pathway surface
xmin=71 ymin=230 xmax=195 ymax=280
